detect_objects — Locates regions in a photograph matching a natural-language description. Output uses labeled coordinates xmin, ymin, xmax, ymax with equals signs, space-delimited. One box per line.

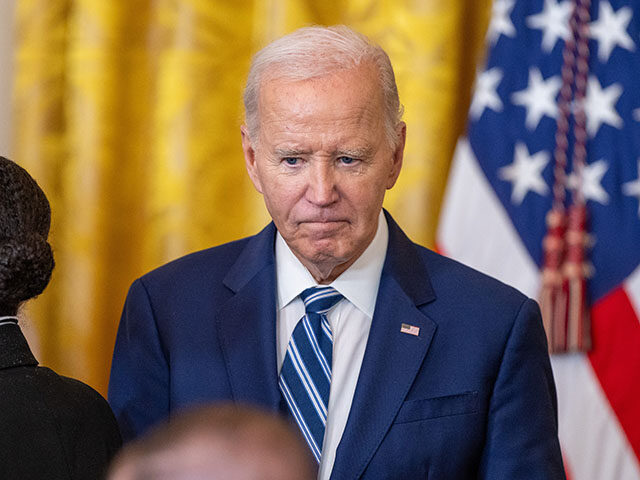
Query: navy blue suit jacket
xmin=109 ymin=213 xmax=565 ymax=479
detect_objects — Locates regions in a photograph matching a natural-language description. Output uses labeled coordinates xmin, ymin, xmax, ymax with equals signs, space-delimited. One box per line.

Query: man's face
xmin=242 ymin=62 xmax=405 ymax=283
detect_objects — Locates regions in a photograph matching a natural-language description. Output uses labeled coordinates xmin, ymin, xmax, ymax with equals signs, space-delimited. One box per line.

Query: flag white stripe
xmin=552 ymin=355 xmax=640 ymax=480
xmin=624 ymin=265 xmax=640 ymax=322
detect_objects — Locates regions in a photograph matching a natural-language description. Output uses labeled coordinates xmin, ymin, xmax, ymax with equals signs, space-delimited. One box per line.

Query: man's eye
xmin=283 ymin=158 xmax=299 ymax=166
xmin=338 ymin=156 xmax=356 ymax=165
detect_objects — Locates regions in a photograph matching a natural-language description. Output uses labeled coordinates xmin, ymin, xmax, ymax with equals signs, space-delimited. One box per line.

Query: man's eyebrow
xmin=274 ymin=148 xmax=311 ymax=157
xmin=337 ymin=147 xmax=374 ymax=158
xmin=273 ymin=146 xmax=375 ymax=157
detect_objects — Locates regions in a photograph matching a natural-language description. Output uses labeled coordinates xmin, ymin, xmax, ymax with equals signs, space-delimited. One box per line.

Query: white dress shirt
xmin=275 ymin=210 xmax=389 ymax=480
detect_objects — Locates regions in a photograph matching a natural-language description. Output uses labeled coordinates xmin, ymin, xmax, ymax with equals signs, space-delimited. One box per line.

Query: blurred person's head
xmin=108 ymin=404 xmax=316 ymax=480
xmin=0 ymin=157 xmax=54 ymax=316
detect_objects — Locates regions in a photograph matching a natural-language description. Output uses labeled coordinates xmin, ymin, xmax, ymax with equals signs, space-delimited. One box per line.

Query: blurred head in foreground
xmin=108 ymin=404 xmax=316 ymax=480
xmin=0 ymin=156 xmax=54 ymax=316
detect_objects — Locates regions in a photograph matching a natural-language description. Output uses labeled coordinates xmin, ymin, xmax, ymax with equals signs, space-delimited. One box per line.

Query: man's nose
xmin=306 ymin=161 xmax=339 ymax=206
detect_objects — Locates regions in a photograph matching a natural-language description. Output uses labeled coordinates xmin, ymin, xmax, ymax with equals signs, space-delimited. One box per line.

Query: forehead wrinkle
xmin=261 ymin=104 xmax=379 ymax=132
xmin=263 ymin=107 xmax=383 ymax=144
xmin=256 ymin=64 xmax=388 ymax=156
xmin=259 ymin=69 xmax=383 ymax=126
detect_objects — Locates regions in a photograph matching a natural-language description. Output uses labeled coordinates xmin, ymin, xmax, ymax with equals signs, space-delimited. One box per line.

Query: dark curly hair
xmin=0 ymin=156 xmax=54 ymax=316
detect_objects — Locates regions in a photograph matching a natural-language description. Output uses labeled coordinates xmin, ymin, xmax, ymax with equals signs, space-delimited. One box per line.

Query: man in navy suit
xmin=109 ymin=25 xmax=565 ymax=479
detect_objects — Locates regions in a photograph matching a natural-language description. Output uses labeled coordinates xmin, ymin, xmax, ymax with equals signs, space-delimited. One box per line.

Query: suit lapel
xmin=216 ymin=223 xmax=282 ymax=411
xmin=330 ymin=213 xmax=438 ymax=479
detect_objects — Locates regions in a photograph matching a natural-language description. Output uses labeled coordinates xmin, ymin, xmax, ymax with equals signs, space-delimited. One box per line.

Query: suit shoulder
xmin=409 ymin=244 xmax=542 ymax=350
xmin=138 ymin=236 xmax=253 ymax=288
xmin=415 ymin=244 xmax=529 ymax=309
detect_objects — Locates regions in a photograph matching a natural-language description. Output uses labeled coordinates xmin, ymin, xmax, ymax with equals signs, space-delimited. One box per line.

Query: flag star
xmin=567 ymin=160 xmax=610 ymax=204
xmin=526 ymin=0 xmax=573 ymax=52
xmin=589 ymin=2 xmax=635 ymax=63
xmin=470 ymin=67 xmax=504 ymax=119
xmin=487 ymin=0 xmax=517 ymax=45
xmin=583 ymin=76 xmax=623 ymax=137
xmin=633 ymin=108 xmax=640 ymax=122
xmin=623 ymin=160 xmax=640 ymax=217
xmin=499 ymin=143 xmax=550 ymax=204
xmin=511 ymin=68 xmax=562 ymax=130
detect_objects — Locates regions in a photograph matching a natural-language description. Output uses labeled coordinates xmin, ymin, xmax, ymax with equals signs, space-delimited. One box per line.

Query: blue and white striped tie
xmin=279 ymin=286 xmax=343 ymax=463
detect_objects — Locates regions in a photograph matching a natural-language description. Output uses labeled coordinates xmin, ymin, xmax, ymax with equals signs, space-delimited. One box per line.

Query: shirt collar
xmin=275 ymin=210 xmax=388 ymax=318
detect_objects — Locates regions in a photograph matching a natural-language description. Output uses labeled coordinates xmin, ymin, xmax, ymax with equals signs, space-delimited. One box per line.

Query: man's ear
xmin=241 ymin=125 xmax=263 ymax=194
xmin=386 ymin=122 xmax=406 ymax=190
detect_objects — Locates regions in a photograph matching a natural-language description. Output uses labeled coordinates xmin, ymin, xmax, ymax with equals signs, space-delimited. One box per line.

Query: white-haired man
xmin=109 ymin=26 xmax=565 ymax=479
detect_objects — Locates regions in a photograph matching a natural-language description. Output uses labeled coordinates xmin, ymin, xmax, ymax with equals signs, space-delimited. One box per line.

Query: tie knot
xmin=300 ymin=286 xmax=343 ymax=314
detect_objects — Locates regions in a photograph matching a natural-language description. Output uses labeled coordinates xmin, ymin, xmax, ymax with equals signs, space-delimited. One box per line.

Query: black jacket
xmin=0 ymin=323 xmax=121 ymax=479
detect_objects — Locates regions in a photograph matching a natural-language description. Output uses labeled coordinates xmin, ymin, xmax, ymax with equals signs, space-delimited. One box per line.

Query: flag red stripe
xmin=588 ymin=287 xmax=640 ymax=462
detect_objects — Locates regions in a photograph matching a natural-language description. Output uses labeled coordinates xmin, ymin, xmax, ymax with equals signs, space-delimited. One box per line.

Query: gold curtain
xmin=12 ymin=0 xmax=490 ymax=395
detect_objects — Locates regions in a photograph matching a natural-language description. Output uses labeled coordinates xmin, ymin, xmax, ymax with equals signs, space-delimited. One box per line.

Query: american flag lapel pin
xmin=400 ymin=323 xmax=420 ymax=336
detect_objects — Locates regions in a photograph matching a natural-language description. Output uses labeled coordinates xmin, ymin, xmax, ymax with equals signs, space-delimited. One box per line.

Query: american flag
xmin=437 ymin=0 xmax=640 ymax=478
xmin=400 ymin=323 xmax=421 ymax=336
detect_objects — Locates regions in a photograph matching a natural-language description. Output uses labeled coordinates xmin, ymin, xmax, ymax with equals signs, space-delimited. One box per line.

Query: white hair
xmin=243 ymin=25 xmax=404 ymax=147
